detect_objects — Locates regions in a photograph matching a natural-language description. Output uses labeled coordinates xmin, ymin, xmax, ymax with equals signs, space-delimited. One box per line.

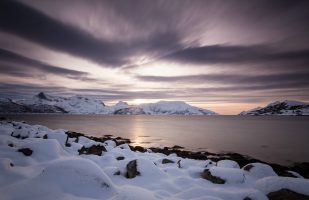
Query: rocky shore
xmin=0 ymin=118 xmax=308 ymax=200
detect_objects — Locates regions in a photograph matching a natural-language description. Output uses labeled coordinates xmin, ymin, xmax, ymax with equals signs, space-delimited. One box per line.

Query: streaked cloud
xmin=0 ymin=0 xmax=309 ymax=114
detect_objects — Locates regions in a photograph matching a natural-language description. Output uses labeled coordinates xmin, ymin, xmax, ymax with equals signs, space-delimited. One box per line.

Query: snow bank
xmin=0 ymin=120 xmax=308 ymax=200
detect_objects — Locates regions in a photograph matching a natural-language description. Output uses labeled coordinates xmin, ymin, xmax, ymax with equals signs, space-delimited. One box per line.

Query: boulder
xmin=162 ymin=158 xmax=175 ymax=164
xmin=17 ymin=148 xmax=33 ymax=156
xmin=78 ymin=145 xmax=106 ymax=156
xmin=126 ymin=160 xmax=140 ymax=179
xmin=201 ymin=169 xmax=225 ymax=184
xmin=268 ymin=189 xmax=309 ymax=200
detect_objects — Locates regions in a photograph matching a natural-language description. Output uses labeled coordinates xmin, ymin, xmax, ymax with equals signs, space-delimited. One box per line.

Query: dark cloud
xmin=161 ymin=45 xmax=309 ymax=71
xmin=136 ymin=72 xmax=309 ymax=86
xmin=0 ymin=48 xmax=89 ymax=79
xmin=0 ymin=0 xmax=183 ymax=67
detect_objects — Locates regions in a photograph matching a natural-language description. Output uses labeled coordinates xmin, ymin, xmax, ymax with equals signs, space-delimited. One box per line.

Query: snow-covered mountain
xmin=239 ymin=100 xmax=309 ymax=116
xmin=0 ymin=92 xmax=217 ymax=115
xmin=113 ymin=101 xmax=217 ymax=115
xmin=16 ymin=92 xmax=107 ymax=114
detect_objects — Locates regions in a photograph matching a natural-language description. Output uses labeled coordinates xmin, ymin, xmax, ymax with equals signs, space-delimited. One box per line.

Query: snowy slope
xmin=17 ymin=92 xmax=107 ymax=114
xmin=1 ymin=93 xmax=217 ymax=115
xmin=239 ymin=100 xmax=309 ymax=116
xmin=0 ymin=120 xmax=308 ymax=200
xmin=114 ymin=101 xmax=217 ymax=115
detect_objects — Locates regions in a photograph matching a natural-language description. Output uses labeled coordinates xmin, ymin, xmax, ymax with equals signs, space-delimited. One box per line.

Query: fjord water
xmin=4 ymin=115 xmax=309 ymax=165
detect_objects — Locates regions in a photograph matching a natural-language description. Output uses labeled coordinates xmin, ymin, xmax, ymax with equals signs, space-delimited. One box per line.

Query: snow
xmin=0 ymin=121 xmax=308 ymax=200
xmin=1 ymin=92 xmax=217 ymax=115
xmin=239 ymin=100 xmax=309 ymax=116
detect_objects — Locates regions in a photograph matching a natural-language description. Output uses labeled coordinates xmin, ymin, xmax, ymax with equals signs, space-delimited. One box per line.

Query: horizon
xmin=1 ymin=0 xmax=309 ymax=114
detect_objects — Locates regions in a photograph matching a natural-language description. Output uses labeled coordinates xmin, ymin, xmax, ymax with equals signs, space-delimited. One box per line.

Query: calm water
xmin=3 ymin=114 xmax=309 ymax=165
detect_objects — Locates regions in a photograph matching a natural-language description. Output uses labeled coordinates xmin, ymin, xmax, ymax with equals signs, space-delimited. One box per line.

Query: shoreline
xmin=1 ymin=116 xmax=308 ymax=179
xmin=1 ymin=118 xmax=309 ymax=199
xmin=65 ymin=130 xmax=309 ymax=179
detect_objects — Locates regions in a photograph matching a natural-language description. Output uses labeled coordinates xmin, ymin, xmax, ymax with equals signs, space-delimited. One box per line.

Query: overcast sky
xmin=0 ymin=0 xmax=309 ymax=114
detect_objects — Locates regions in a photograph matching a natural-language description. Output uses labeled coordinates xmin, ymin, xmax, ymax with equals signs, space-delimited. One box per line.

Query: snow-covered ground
xmin=240 ymin=100 xmax=309 ymax=116
xmin=0 ymin=92 xmax=217 ymax=115
xmin=0 ymin=120 xmax=308 ymax=200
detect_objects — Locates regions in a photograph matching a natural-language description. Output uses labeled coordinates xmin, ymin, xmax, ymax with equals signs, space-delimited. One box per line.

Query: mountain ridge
xmin=0 ymin=92 xmax=217 ymax=115
xmin=239 ymin=100 xmax=309 ymax=116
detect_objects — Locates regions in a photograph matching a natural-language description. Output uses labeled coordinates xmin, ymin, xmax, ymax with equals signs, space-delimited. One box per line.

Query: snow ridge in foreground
xmin=0 ymin=121 xmax=308 ymax=200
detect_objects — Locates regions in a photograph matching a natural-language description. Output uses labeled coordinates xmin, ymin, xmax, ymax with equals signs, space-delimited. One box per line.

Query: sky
xmin=0 ymin=0 xmax=309 ymax=114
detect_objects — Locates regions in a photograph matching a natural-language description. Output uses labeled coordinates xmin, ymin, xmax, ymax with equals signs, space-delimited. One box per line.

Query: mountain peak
xmin=35 ymin=92 xmax=49 ymax=100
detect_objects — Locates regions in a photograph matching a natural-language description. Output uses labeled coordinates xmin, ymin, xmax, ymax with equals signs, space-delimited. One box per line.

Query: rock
xmin=116 ymin=156 xmax=125 ymax=160
xmin=8 ymin=143 xmax=14 ymax=147
xmin=126 ymin=160 xmax=140 ymax=179
xmin=131 ymin=146 xmax=147 ymax=152
xmin=10 ymin=162 xmax=14 ymax=167
xmin=78 ymin=145 xmax=106 ymax=156
xmin=267 ymin=189 xmax=309 ymax=200
xmin=18 ymin=148 xmax=33 ymax=156
xmin=43 ymin=134 xmax=48 ymax=139
xmin=290 ymin=162 xmax=309 ymax=179
xmin=243 ymin=164 xmax=254 ymax=171
xmin=243 ymin=197 xmax=252 ymax=200
xmin=172 ymin=145 xmax=184 ymax=149
xmin=201 ymin=169 xmax=225 ymax=184
xmin=113 ymin=171 xmax=121 ymax=175
xmin=162 ymin=158 xmax=174 ymax=164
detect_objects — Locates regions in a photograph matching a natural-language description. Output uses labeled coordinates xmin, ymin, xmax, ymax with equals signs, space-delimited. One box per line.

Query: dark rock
xmin=162 ymin=158 xmax=174 ymax=164
xmin=290 ymin=162 xmax=309 ymax=179
xmin=10 ymin=162 xmax=14 ymax=167
xmin=131 ymin=146 xmax=146 ymax=152
xmin=126 ymin=160 xmax=140 ymax=179
xmin=243 ymin=197 xmax=252 ymax=200
xmin=8 ymin=143 xmax=14 ymax=147
xmin=243 ymin=164 xmax=254 ymax=171
xmin=0 ymin=116 xmax=7 ymax=120
xmin=18 ymin=148 xmax=33 ymax=156
xmin=177 ymin=160 xmax=182 ymax=168
xmin=267 ymin=189 xmax=309 ymax=200
xmin=43 ymin=134 xmax=48 ymax=139
xmin=172 ymin=145 xmax=184 ymax=149
xmin=113 ymin=171 xmax=121 ymax=175
xmin=116 ymin=156 xmax=125 ymax=160
xmin=201 ymin=169 xmax=225 ymax=184
xmin=78 ymin=145 xmax=106 ymax=156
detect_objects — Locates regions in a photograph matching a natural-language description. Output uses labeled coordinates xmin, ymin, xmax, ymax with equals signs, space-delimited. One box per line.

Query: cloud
xmin=162 ymin=45 xmax=309 ymax=69
xmin=136 ymin=72 xmax=309 ymax=87
xmin=0 ymin=48 xmax=89 ymax=79
xmin=0 ymin=0 xmax=183 ymax=67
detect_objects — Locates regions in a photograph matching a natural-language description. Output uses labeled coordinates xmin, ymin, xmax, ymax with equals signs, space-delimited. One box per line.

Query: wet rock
xmin=18 ymin=148 xmax=33 ymax=156
xmin=201 ymin=169 xmax=225 ymax=184
xmin=78 ymin=145 xmax=106 ymax=156
xmin=172 ymin=145 xmax=184 ymax=149
xmin=126 ymin=160 xmax=140 ymax=179
xmin=290 ymin=162 xmax=309 ymax=179
xmin=162 ymin=158 xmax=174 ymax=164
xmin=267 ymin=189 xmax=309 ymax=200
xmin=131 ymin=146 xmax=147 ymax=152
xmin=116 ymin=156 xmax=125 ymax=160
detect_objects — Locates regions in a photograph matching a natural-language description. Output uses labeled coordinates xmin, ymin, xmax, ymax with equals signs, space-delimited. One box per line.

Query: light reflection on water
xmin=3 ymin=114 xmax=309 ymax=165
